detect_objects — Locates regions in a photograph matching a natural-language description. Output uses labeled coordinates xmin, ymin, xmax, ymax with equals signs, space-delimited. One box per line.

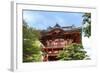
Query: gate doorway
xmin=48 ymin=56 xmax=58 ymax=61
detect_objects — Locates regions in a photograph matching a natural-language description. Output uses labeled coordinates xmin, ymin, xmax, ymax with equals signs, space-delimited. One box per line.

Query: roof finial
xmin=54 ymin=23 xmax=61 ymax=28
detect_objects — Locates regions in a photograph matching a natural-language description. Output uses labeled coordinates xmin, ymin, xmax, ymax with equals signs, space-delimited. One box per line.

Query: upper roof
xmin=46 ymin=23 xmax=81 ymax=31
xmin=40 ymin=23 xmax=82 ymax=37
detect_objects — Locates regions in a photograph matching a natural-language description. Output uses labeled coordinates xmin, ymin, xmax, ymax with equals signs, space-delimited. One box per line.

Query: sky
xmin=23 ymin=10 xmax=84 ymax=30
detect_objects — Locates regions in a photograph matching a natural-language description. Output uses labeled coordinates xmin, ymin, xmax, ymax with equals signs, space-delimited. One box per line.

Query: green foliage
xmin=57 ymin=43 xmax=89 ymax=60
xmin=23 ymin=21 xmax=41 ymax=40
xmin=23 ymin=20 xmax=42 ymax=62
xmin=82 ymin=13 xmax=91 ymax=38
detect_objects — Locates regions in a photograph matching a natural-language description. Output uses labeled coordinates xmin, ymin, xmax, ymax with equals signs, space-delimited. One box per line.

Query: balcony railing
xmin=45 ymin=45 xmax=65 ymax=49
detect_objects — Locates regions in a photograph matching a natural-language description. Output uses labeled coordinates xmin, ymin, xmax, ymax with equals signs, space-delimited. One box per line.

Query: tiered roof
xmin=41 ymin=23 xmax=81 ymax=35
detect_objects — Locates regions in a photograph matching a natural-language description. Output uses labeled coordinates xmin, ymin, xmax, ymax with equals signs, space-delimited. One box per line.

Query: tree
xmin=23 ymin=20 xmax=42 ymax=62
xmin=57 ymin=43 xmax=89 ymax=60
xmin=82 ymin=13 xmax=91 ymax=38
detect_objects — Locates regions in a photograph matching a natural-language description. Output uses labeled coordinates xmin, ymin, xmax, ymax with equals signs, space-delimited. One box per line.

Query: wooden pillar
xmin=43 ymin=55 xmax=48 ymax=61
xmin=52 ymin=48 xmax=53 ymax=54
xmin=43 ymin=48 xmax=48 ymax=61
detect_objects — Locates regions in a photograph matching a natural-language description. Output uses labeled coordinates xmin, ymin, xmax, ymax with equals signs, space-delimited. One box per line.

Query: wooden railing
xmin=45 ymin=45 xmax=65 ymax=49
